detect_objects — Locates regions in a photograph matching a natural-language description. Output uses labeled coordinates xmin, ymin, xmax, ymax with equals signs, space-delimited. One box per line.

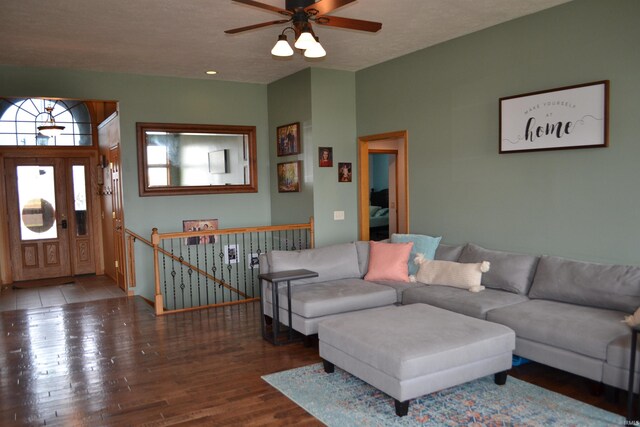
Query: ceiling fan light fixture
xmin=294 ymin=30 xmax=316 ymax=50
xmin=271 ymin=34 xmax=294 ymax=56
xmin=37 ymin=106 xmax=65 ymax=138
xmin=304 ymin=36 xmax=326 ymax=58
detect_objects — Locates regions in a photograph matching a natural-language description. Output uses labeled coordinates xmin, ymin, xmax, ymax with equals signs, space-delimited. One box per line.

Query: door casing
xmin=358 ymin=131 xmax=409 ymax=240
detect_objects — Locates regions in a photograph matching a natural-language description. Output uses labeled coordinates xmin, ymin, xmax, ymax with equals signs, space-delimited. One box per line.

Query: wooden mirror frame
xmin=136 ymin=122 xmax=258 ymax=196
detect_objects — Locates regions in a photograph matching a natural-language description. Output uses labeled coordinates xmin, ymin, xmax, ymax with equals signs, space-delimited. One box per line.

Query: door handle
xmin=61 ymin=219 xmax=68 ymax=229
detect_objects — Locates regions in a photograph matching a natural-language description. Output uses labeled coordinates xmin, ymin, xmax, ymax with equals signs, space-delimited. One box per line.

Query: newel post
xmin=309 ymin=216 xmax=315 ymax=248
xmin=151 ymin=228 xmax=163 ymax=315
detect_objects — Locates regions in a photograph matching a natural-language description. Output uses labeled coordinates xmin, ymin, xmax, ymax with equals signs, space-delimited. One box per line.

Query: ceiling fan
xmin=225 ymin=0 xmax=382 ymax=58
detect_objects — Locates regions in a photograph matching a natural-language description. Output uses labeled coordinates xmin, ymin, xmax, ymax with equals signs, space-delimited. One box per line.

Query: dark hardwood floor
xmin=0 ymin=290 xmax=630 ymax=426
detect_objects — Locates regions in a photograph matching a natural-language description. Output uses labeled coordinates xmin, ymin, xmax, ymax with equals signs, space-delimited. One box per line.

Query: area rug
xmin=262 ymin=363 xmax=624 ymax=426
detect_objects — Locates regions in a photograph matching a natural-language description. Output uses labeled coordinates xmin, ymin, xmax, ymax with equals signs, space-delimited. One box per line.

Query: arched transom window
xmin=0 ymin=98 xmax=92 ymax=146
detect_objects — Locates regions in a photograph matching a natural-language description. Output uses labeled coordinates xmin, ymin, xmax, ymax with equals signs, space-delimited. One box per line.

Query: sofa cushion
xmin=268 ymin=243 xmax=361 ymax=285
xmin=369 ymin=279 xmax=426 ymax=302
xmin=434 ymin=244 xmax=465 ymax=262
xmin=413 ymin=257 xmax=490 ymax=293
xmin=402 ymin=286 xmax=528 ymax=319
xmin=487 ymin=299 xmax=630 ymax=360
xmin=458 ymin=243 xmax=539 ymax=295
xmin=354 ymin=241 xmax=370 ymax=278
xmin=390 ymin=233 xmax=441 ymax=275
xmin=528 ymin=255 xmax=640 ymax=313
xmin=266 ymin=278 xmax=397 ymax=318
xmin=364 ymin=241 xmax=413 ymax=282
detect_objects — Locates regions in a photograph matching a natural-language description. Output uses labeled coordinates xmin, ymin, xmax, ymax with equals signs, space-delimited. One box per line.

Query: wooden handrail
xmin=156 ymin=221 xmax=313 ymax=241
xmin=124 ymin=217 xmax=314 ymax=315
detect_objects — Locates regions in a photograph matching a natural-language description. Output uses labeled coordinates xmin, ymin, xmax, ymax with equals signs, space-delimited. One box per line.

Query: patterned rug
xmin=262 ymin=363 xmax=624 ymax=426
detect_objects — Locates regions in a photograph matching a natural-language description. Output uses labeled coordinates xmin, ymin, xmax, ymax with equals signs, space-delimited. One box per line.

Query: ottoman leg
xmin=494 ymin=370 xmax=508 ymax=385
xmin=395 ymin=399 xmax=410 ymax=417
xmin=322 ymin=359 xmax=335 ymax=374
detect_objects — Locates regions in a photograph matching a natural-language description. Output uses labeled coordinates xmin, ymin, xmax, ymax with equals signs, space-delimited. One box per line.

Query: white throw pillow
xmin=411 ymin=253 xmax=490 ymax=293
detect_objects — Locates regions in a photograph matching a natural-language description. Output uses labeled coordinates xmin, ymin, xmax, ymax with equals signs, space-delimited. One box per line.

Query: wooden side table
xmin=628 ymin=324 xmax=640 ymax=423
xmin=259 ymin=269 xmax=318 ymax=346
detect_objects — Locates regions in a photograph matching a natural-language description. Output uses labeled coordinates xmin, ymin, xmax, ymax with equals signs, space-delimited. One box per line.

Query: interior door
xmin=5 ymin=157 xmax=72 ymax=281
xmin=110 ymin=145 xmax=126 ymax=289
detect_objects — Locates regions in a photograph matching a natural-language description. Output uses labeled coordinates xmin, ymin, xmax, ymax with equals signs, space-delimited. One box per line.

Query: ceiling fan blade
xmin=305 ymin=0 xmax=356 ymax=16
xmin=231 ymin=0 xmax=292 ymax=16
xmin=225 ymin=19 xmax=291 ymax=34
xmin=315 ymin=15 xmax=382 ymax=32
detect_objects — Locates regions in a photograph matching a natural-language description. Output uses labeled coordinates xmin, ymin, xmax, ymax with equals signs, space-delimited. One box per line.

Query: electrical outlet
xmin=334 ymin=211 xmax=345 ymax=220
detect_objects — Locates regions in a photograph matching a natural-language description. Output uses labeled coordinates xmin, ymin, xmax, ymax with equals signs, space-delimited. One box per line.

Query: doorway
xmin=358 ymin=131 xmax=409 ymax=241
xmin=5 ymin=156 xmax=96 ymax=282
xmin=368 ymin=151 xmax=397 ymax=240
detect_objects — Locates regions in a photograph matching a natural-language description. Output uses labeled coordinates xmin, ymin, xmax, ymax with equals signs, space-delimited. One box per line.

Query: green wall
xmin=267 ymin=69 xmax=314 ymax=225
xmin=310 ymin=69 xmax=358 ymax=247
xmin=0 ymin=66 xmax=271 ymax=297
xmin=267 ymin=68 xmax=358 ymax=247
xmin=356 ymin=0 xmax=640 ymax=265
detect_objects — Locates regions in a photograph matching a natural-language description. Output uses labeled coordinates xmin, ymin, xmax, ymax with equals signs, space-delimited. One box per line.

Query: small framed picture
xmin=277 ymin=161 xmax=301 ymax=192
xmin=276 ymin=122 xmax=300 ymax=156
xmin=338 ymin=162 xmax=352 ymax=182
xmin=182 ymin=219 xmax=218 ymax=245
xmin=247 ymin=253 xmax=260 ymax=269
xmin=318 ymin=147 xmax=333 ymax=167
xmin=224 ymin=244 xmax=239 ymax=264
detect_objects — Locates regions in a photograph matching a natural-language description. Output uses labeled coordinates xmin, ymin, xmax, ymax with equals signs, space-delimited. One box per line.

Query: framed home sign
xmin=499 ymin=80 xmax=609 ymax=154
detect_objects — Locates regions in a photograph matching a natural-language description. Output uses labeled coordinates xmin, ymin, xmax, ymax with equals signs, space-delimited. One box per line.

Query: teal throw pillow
xmin=390 ymin=233 xmax=442 ymax=275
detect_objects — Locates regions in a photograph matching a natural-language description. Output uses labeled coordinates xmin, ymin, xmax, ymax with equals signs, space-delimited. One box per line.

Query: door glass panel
xmin=72 ymin=165 xmax=88 ymax=236
xmin=17 ymin=166 xmax=57 ymax=240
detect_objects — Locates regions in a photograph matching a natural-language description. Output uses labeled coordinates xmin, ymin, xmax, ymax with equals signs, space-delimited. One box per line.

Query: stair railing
xmin=126 ymin=218 xmax=314 ymax=315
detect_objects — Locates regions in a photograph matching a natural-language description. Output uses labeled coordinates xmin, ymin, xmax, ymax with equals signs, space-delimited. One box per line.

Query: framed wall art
xmin=338 ymin=162 xmax=352 ymax=182
xmin=499 ymin=80 xmax=609 ymax=153
xmin=276 ymin=122 xmax=300 ymax=156
xmin=319 ymin=147 xmax=333 ymax=167
xmin=277 ymin=161 xmax=301 ymax=192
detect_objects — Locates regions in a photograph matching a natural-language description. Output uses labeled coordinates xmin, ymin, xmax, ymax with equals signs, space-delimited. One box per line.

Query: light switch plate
xmin=334 ymin=211 xmax=345 ymax=220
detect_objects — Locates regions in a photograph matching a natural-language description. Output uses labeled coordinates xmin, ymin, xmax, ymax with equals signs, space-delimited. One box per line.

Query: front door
xmin=5 ymin=157 xmax=95 ymax=281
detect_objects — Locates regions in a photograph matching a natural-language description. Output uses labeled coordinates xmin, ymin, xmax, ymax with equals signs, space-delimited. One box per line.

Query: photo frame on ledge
xmin=499 ymin=80 xmax=609 ymax=154
xmin=276 ymin=122 xmax=300 ymax=156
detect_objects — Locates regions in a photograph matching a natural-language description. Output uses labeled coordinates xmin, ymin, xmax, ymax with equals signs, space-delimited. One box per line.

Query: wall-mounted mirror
xmin=136 ymin=122 xmax=257 ymax=196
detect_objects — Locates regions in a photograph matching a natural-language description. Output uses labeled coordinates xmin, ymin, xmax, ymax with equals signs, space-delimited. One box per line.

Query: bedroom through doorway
xmin=357 ymin=131 xmax=408 ymax=241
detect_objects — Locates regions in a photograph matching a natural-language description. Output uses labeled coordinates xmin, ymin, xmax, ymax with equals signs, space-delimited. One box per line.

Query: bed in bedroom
xmin=369 ymin=188 xmax=389 ymax=240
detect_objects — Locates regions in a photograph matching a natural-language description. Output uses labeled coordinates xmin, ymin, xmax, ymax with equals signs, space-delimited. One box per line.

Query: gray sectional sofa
xmin=259 ymin=240 xmax=640 ymax=393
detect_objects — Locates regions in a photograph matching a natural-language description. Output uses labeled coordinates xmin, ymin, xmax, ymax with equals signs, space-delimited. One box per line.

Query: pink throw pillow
xmin=364 ymin=241 xmax=414 ymax=282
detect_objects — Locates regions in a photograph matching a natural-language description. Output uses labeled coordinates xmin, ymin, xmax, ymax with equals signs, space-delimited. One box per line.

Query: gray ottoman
xmin=318 ymin=303 xmax=516 ymax=416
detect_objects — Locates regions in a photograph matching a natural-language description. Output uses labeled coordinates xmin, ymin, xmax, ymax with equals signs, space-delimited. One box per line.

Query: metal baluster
xmin=220 ymin=235 xmax=227 ymax=304
xmin=187 ymin=242 xmax=193 ymax=309
xmin=204 ymin=236 xmax=210 ymax=306
xmin=235 ymin=233 xmax=242 ymax=302
xmin=179 ymin=239 xmax=185 ymax=310
xmin=161 ymin=240 xmax=168 ymax=304
xmin=240 ymin=233 xmax=247 ymax=299
xmin=250 ymin=232 xmax=256 ymax=297
xmin=212 ymin=237 xmax=218 ymax=304
xmin=196 ymin=241 xmax=201 ymax=307
xmin=170 ymin=239 xmax=177 ymax=311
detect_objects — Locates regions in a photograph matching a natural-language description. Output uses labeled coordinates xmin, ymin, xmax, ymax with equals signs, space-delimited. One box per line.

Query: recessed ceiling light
xmin=205 ymin=70 xmax=217 ymax=75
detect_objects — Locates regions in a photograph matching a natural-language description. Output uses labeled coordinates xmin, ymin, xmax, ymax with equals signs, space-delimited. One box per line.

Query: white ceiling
xmin=0 ymin=0 xmax=571 ymax=85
